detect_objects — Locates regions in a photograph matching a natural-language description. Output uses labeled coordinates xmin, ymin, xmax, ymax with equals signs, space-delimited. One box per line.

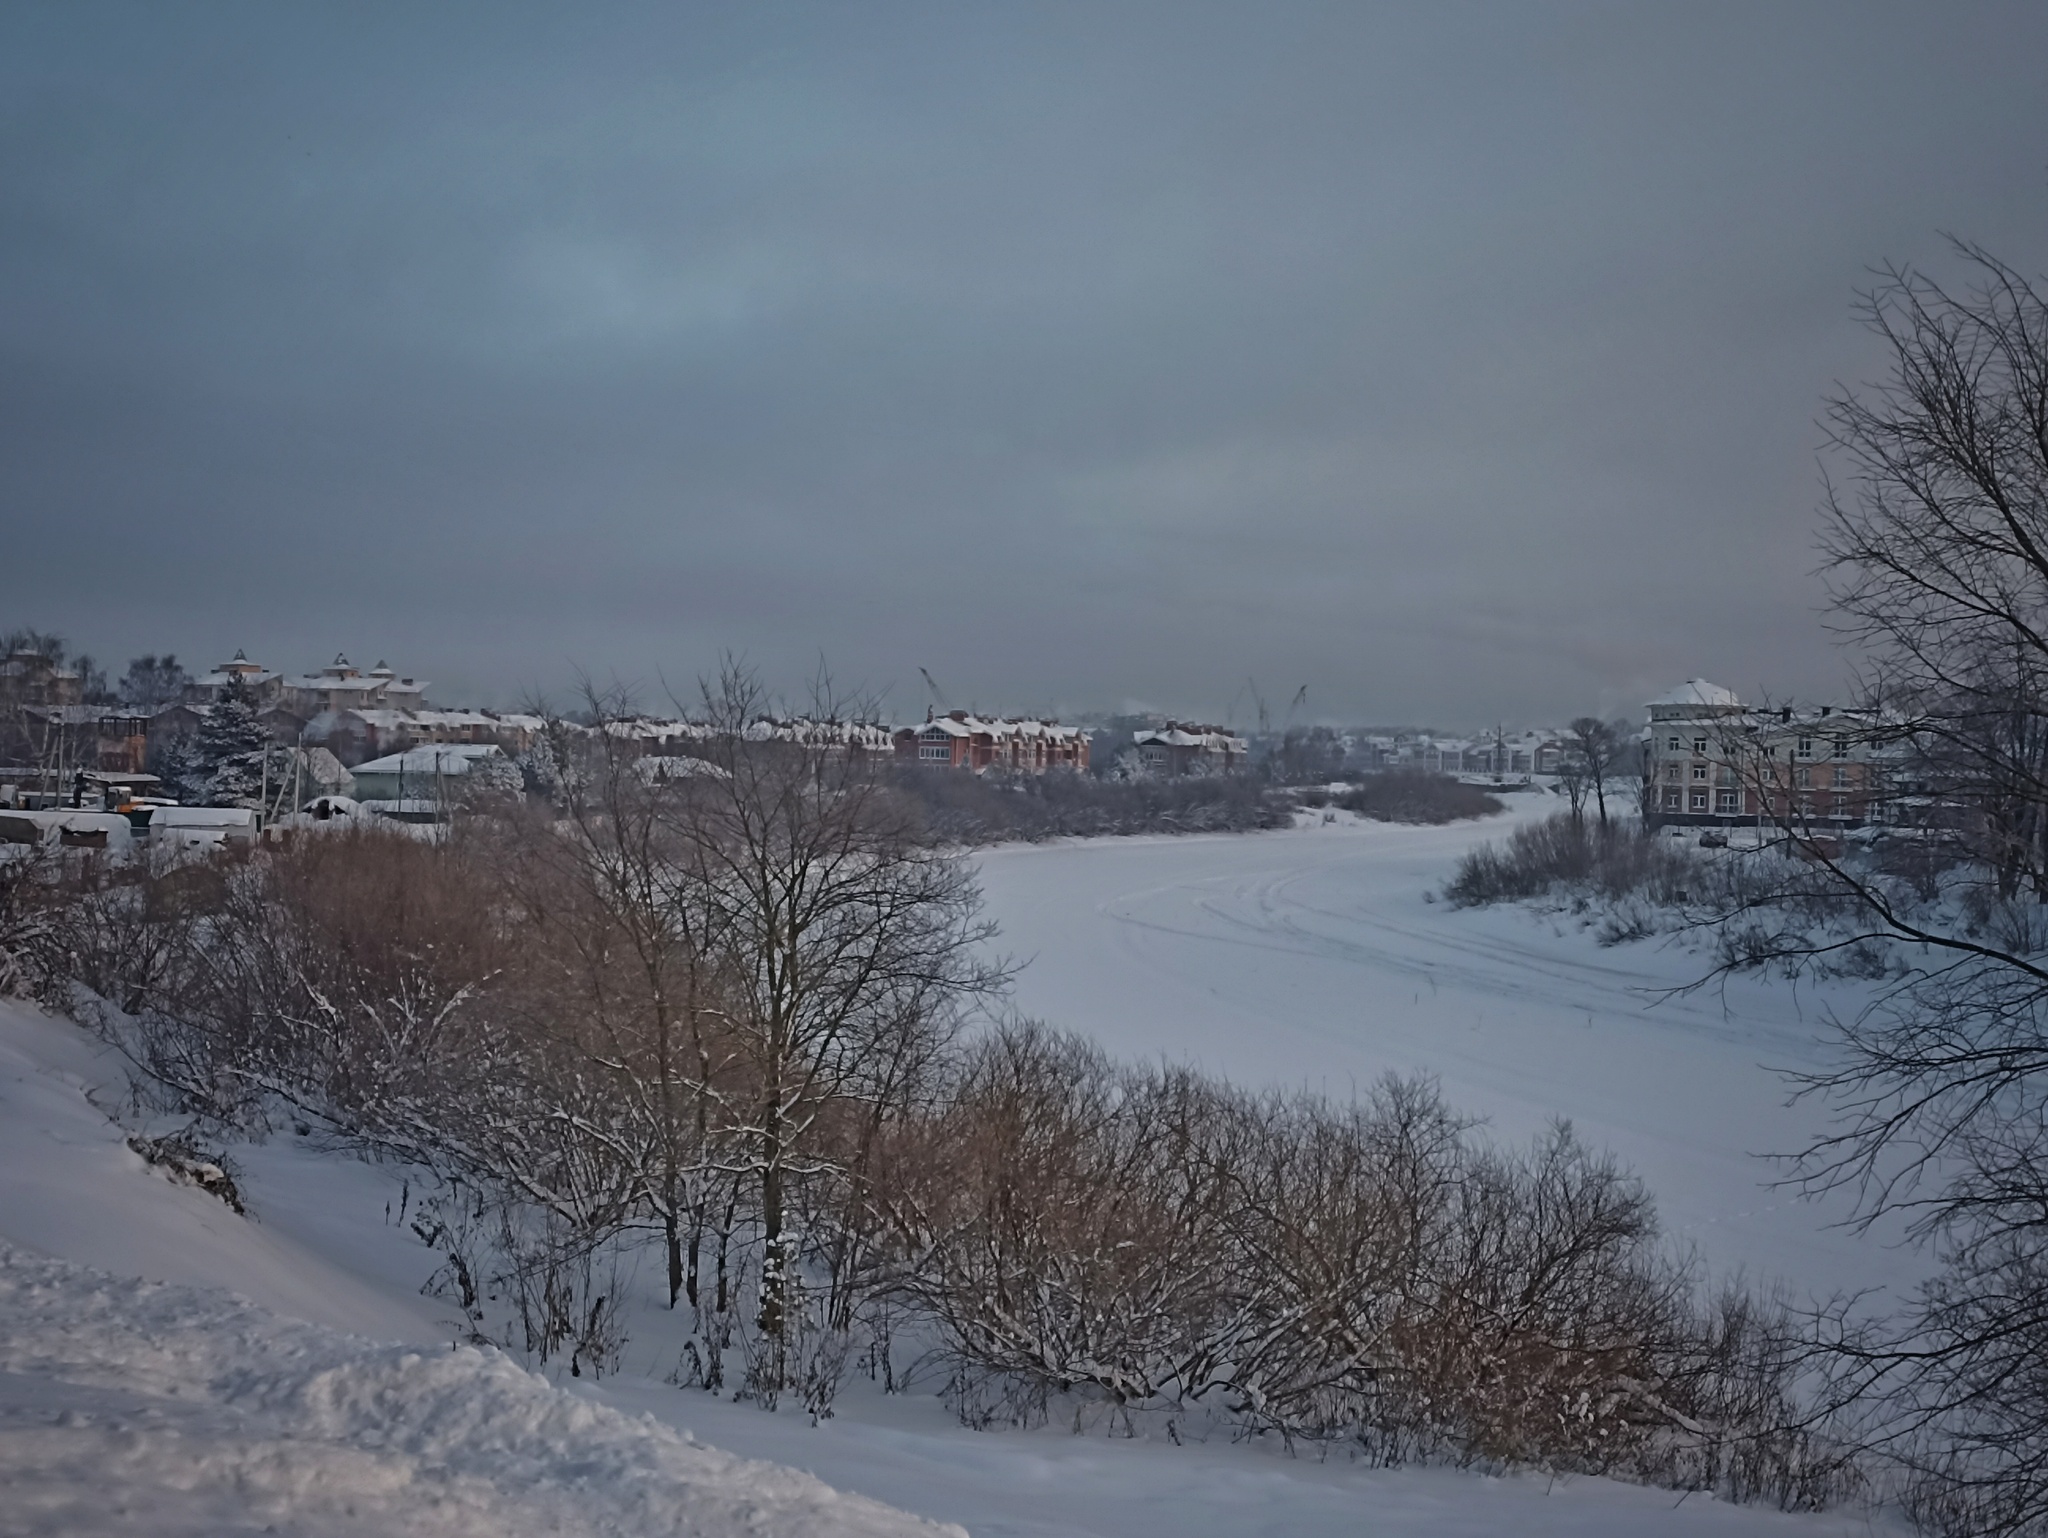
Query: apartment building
xmin=1643 ymin=679 xmax=1881 ymax=828
xmin=895 ymin=711 xmax=1091 ymax=773
xmin=1131 ymin=722 xmax=1249 ymax=777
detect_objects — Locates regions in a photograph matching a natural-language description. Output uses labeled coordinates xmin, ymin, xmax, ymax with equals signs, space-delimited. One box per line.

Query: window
xmin=918 ymin=742 xmax=951 ymax=762
xmin=1692 ymin=738 xmax=1708 ymax=756
xmin=1715 ymin=789 xmax=1739 ymax=814
xmin=1663 ymin=787 xmax=1683 ymax=810
xmin=1666 ymin=736 xmax=1680 ymax=752
xmin=1795 ymin=766 xmax=1811 ymax=788
xmin=1833 ymin=737 xmax=1849 ymax=759
xmin=1692 ymin=763 xmax=1708 ymax=781
xmin=1796 ymin=737 xmax=1814 ymax=758
xmin=1665 ymin=763 xmax=1680 ymax=782
xmin=1833 ymin=765 xmax=1850 ymax=789
xmin=1690 ymin=790 xmax=1708 ymax=811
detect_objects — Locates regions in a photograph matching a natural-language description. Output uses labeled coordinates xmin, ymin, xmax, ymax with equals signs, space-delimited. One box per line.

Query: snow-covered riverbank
xmin=977 ymin=810 xmax=1912 ymax=1301
xmin=0 ymin=812 xmax=1912 ymax=1536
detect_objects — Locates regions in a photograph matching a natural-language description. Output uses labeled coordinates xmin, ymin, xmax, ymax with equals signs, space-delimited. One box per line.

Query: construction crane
xmin=1237 ymin=680 xmax=1308 ymax=738
xmin=918 ymin=667 xmax=949 ymax=720
xmin=1239 ymin=678 xmax=1271 ymax=736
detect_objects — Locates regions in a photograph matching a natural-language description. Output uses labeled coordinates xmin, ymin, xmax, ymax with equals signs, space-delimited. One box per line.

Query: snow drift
xmin=0 ymin=1242 xmax=962 ymax=1538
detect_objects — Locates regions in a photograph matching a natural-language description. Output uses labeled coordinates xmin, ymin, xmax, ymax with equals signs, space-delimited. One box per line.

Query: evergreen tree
xmin=191 ymin=676 xmax=273 ymax=806
xmin=149 ymin=732 xmax=204 ymax=805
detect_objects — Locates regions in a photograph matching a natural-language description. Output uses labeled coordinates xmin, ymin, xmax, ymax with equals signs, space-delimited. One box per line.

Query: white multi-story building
xmin=1643 ymin=679 xmax=1882 ymax=828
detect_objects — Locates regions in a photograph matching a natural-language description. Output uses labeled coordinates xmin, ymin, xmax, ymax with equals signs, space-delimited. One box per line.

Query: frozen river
xmin=975 ymin=809 xmax=1915 ymax=1302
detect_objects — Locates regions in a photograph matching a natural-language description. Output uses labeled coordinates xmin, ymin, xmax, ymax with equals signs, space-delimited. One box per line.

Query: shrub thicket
xmin=12 ymin=809 xmax=1855 ymax=1507
xmin=1447 ymin=814 xmax=1698 ymax=907
xmin=1337 ymin=771 xmax=1505 ymax=825
xmin=889 ymin=766 xmax=1287 ymax=845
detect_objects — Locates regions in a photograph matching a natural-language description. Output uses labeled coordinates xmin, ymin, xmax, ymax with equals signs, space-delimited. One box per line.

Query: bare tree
xmin=1567 ymin=716 xmax=1625 ymax=829
xmin=1704 ymin=238 xmax=2048 ymax=1534
xmin=502 ymin=683 xmax=730 ymax=1312
xmin=672 ymin=662 xmax=1004 ymax=1387
xmin=118 ymin=654 xmax=190 ymax=713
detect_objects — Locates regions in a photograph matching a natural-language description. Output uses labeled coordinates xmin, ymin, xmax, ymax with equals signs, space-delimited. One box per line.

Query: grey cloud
xmin=3 ymin=2 xmax=2046 ymax=724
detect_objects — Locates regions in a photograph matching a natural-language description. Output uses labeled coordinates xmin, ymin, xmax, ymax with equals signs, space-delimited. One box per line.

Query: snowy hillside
xmin=0 ymin=1246 xmax=958 ymax=1538
xmin=0 ymin=1008 xmax=957 ymax=1538
xmin=0 ymin=812 xmax=1913 ymax=1536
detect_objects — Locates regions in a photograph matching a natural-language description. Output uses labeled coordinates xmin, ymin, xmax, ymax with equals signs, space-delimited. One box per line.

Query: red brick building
xmin=894 ymin=711 xmax=1090 ymax=774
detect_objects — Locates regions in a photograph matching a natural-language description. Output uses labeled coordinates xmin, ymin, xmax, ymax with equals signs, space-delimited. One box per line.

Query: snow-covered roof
xmin=193 ymin=650 xmax=274 ymax=687
xmin=152 ymin=806 xmax=257 ymax=828
xmin=350 ymin=744 xmax=506 ymax=777
xmin=281 ymin=666 xmax=429 ymax=698
xmin=1133 ymin=723 xmax=1247 ymax=751
xmin=1647 ymin=679 xmax=1743 ymax=709
xmin=281 ymin=674 xmax=382 ymax=693
xmin=406 ymin=709 xmax=502 ymax=729
xmin=20 ymin=705 xmax=150 ymax=726
xmin=744 ymin=717 xmax=896 ymax=749
xmin=908 ymin=714 xmax=1087 ymax=742
xmin=604 ymin=716 xmax=708 ymax=741
xmin=605 ymin=716 xmax=893 ymax=749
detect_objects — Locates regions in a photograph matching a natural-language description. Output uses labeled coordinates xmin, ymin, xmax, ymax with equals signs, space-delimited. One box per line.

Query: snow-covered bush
xmin=887 ymin=1022 xmax=1855 ymax=1502
xmin=19 ymin=711 xmax=1858 ymax=1510
xmin=1447 ymin=814 xmax=1699 ymax=908
xmin=1336 ymin=771 xmax=1503 ymax=825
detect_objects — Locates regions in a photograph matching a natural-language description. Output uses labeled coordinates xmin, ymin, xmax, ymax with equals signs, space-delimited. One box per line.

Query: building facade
xmin=278 ymin=656 xmax=430 ymax=717
xmin=1130 ymin=723 xmax=1249 ymax=777
xmin=1643 ymin=679 xmax=1882 ymax=829
xmin=894 ymin=711 xmax=1091 ymax=774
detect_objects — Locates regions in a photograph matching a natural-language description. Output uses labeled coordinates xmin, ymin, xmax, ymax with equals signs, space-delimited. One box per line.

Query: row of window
xmin=1662 ymin=734 xmax=1851 ymax=759
xmin=1662 ymin=764 xmax=1856 ymax=787
xmin=1662 ymin=787 xmax=1851 ymax=817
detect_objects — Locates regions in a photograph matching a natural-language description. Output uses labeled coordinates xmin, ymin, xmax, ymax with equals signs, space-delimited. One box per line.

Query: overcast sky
xmin=3 ymin=3 xmax=2045 ymax=726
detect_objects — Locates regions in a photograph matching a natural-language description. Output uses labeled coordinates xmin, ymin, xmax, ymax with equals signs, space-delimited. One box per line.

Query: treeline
xmin=1314 ymin=771 xmax=1506 ymax=825
xmin=892 ymin=764 xmax=1289 ymax=844
xmin=0 ymin=670 xmax=1851 ymax=1507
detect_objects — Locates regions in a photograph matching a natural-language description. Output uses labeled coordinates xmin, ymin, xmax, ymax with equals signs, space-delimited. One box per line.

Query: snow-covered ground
xmin=977 ymin=806 xmax=1916 ymax=1301
xmin=0 ymin=809 xmax=1912 ymax=1536
xmin=0 ymin=1245 xmax=957 ymax=1538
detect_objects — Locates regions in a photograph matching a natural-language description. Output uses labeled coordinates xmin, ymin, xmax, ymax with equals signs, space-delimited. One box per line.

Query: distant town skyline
xmin=5 ymin=3 xmax=2046 ymax=723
